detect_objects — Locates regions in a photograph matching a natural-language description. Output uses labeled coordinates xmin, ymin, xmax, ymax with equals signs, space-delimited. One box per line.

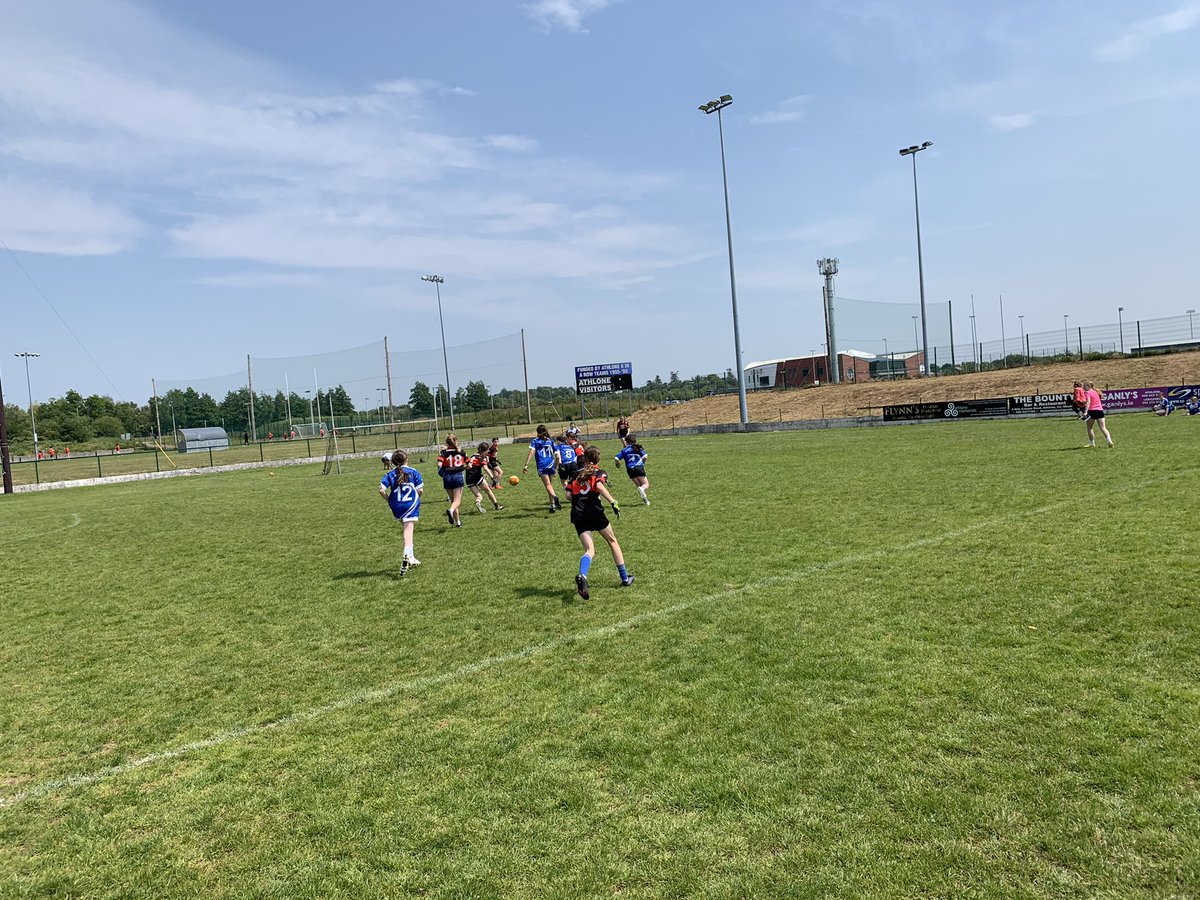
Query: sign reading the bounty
xmin=575 ymin=362 xmax=634 ymax=395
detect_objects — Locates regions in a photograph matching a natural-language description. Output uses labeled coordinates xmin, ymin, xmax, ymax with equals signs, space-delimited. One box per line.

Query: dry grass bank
xmin=625 ymin=352 xmax=1200 ymax=431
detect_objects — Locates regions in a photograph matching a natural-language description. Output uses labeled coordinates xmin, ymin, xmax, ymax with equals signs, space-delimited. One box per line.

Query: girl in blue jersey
xmin=379 ymin=449 xmax=424 ymax=576
xmin=614 ymin=434 xmax=650 ymax=506
xmin=554 ymin=432 xmax=581 ymax=490
xmin=566 ymin=446 xmax=633 ymax=599
xmin=522 ymin=424 xmax=562 ymax=512
xmin=437 ymin=433 xmax=469 ymax=527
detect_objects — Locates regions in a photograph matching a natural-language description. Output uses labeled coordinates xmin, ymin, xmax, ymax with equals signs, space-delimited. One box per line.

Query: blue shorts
xmin=536 ymin=467 xmax=556 ymax=478
xmin=391 ymin=504 xmax=420 ymax=523
xmin=442 ymin=471 xmax=466 ymax=490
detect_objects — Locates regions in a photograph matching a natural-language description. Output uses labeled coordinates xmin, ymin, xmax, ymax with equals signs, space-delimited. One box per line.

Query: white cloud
xmin=484 ymin=134 xmax=541 ymax=153
xmin=989 ymin=113 xmax=1034 ymax=131
xmin=0 ymin=179 xmax=142 ymax=255
xmin=0 ymin=0 xmax=690 ymax=287
xmin=194 ymin=272 xmax=322 ymax=289
xmin=756 ymin=215 xmax=873 ymax=248
xmin=1095 ymin=5 xmax=1200 ymax=61
xmin=750 ymin=95 xmax=811 ymax=126
xmin=523 ymin=0 xmax=618 ymax=32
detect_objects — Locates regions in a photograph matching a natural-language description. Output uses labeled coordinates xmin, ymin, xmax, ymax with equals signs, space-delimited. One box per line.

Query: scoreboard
xmin=574 ymin=362 xmax=633 ymax=395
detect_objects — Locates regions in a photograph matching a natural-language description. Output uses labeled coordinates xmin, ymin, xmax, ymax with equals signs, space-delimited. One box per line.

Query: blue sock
xmin=617 ymin=564 xmax=628 ymax=580
xmin=580 ymin=555 xmax=592 ymax=577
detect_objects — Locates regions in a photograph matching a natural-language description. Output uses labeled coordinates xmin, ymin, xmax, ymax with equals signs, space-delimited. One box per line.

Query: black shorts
xmin=1087 ymin=409 xmax=1105 ymax=420
xmin=558 ymin=463 xmax=579 ymax=480
xmin=465 ymin=471 xmax=484 ymax=487
xmin=626 ymin=466 xmax=646 ymax=480
xmin=573 ymin=512 xmax=609 ymax=535
xmin=1071 ymin=401 xmax=1086 ymax=413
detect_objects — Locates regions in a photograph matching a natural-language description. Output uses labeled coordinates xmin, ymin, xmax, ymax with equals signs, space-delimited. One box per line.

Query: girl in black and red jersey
xmin=566 ymin=446 xmax=633 ymax=600
xmin=467 ymin=442 xmax=505 ymax=513
xmin=487 ymin=437 xmax=503 ymax=488
xmin=437 ymin=433 xmax=469 ymax=528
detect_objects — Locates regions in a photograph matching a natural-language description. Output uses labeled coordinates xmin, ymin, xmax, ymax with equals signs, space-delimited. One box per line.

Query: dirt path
xmin=626 ymin=352 xmax=1200 ymax=431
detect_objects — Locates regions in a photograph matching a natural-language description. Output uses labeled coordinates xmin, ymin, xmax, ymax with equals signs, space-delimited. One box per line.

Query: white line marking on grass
xmin=0 ymin=469 xmax=1190 ymax=810
xmin=0 ymin=513 xmax=82 ymax=550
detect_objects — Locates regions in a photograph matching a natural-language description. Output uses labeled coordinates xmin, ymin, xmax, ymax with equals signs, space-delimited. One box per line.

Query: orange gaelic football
xmin=509 ymin=475 xmax=520 ymax=485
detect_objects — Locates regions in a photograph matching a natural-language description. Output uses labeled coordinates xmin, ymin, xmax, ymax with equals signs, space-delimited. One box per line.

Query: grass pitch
xmin=1 ymin=416 xmax=1197 ymax=898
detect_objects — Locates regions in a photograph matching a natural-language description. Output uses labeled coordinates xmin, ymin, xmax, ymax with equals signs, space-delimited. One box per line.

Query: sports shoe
xmin=494 ymin=503 xmax=505 ymax=510
xmin=642 ymin=496 xmax=650 ymax=506
xmin=553 ymin=496 xmax=562 ymax=510
xmin=404 ymin=555 xmax=421 ymax=567
xmin=621 ymin=575 xmax=635 ymax=587
xmin=476 ymin=501 xmax=486 ymax=513
xmin=399 ymin=557 xmax=411 ymax=577
xmin=446 ymin=510 xmax=455 ymax=525
xmin=575 ymin=574 xmax=589 ymax=600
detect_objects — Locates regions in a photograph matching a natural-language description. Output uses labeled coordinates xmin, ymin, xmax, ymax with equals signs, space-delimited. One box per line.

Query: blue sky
xmin=2 ymin=0 xmax=1198 ymax=404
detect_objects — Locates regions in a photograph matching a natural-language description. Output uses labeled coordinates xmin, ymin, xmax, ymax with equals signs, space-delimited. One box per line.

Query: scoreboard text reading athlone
xmin=575 ymin=362 xmax=634 ymax=395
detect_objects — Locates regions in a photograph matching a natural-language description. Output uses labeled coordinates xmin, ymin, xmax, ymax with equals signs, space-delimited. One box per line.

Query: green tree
xmin=93 ymin=415 xmax=125 ymax=437
xmin=465 ymin=380 xmax=490 ymax=412
xmin=409 ymin=382 xmax=434 ymax=417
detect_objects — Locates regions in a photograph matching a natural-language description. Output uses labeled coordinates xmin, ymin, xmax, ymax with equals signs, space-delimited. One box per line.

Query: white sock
xmin=404 ymin=545 xmax=414 ymax=559
xmin=637 ymin=485 xmax=647 ymax=500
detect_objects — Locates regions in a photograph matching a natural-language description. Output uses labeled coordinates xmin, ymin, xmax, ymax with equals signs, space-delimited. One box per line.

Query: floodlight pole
xmin=1188 ymin=309 xmax=1196 ymax=340
xmin=0 ymin=368 xmax=13 ymax=493
xmin=999 ymin=293 xmax=1007 ymax=368
xmin=1117 ymin=307 xmax=1125 ymax=355
xmin=899 ymin=141 xmax=933 ymax=376
xmin=699 ymin=95 xmax=749 ymax=425
xmin=15 ymin=352 xmax=40 ymax=459
xmin=1063 ymin=315 xmax=1070 ymax=357
xmin=422 ymin=274 xmax=455 ymax=430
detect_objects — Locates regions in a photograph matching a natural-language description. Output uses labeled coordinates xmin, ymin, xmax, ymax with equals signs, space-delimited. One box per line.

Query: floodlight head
xmin=921 ymin=141 xmax=933 ymax=149
xmin=720 ymin=94 xmax=732 ymax=102
xmin=421 ymin=274 xmax=444 ymax=284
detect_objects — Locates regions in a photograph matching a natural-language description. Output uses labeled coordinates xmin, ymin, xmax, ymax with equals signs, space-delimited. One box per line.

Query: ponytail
xmin=391 ymin=449 xmax=409 ymax=484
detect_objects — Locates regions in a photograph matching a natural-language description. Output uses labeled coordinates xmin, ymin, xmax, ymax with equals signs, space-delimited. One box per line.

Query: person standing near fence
xmin=379 ymin=449 xmax=424 ymax=576
xmin=1071 ymin=382 xmax=1086 ymax=419
xmin=1083 ymin=381 xmax=1114 ymax=448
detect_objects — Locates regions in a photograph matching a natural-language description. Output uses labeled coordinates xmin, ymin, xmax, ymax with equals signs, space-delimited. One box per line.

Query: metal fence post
xmin=259 ymin=442 xmax=264 ymax=463
xmin=155 ymin=450 xmax=160 ymax=472
xmin=209 ymin=447 xmax=214 ymax=468
xmin=97 ymin=454 xmax=103 ymax=477
xmin=1136 ymin=321 xmax=1142 ymax=356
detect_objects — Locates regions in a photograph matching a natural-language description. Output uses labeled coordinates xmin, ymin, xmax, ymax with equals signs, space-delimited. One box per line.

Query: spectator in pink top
xmin=1082 ymin=381 xmax=1114 ymax=448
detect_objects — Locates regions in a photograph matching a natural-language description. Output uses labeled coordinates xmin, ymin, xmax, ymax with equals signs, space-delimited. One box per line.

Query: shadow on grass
xmin=489 ymin=508 xmax=560 ymax=520
xmin=515 ymin=584 xmax=574 ymax=602
xmin=332 ymin=570 xmax=401 ymax=582
xmin=1053 ymin=446 xmax=1093 ymax=451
